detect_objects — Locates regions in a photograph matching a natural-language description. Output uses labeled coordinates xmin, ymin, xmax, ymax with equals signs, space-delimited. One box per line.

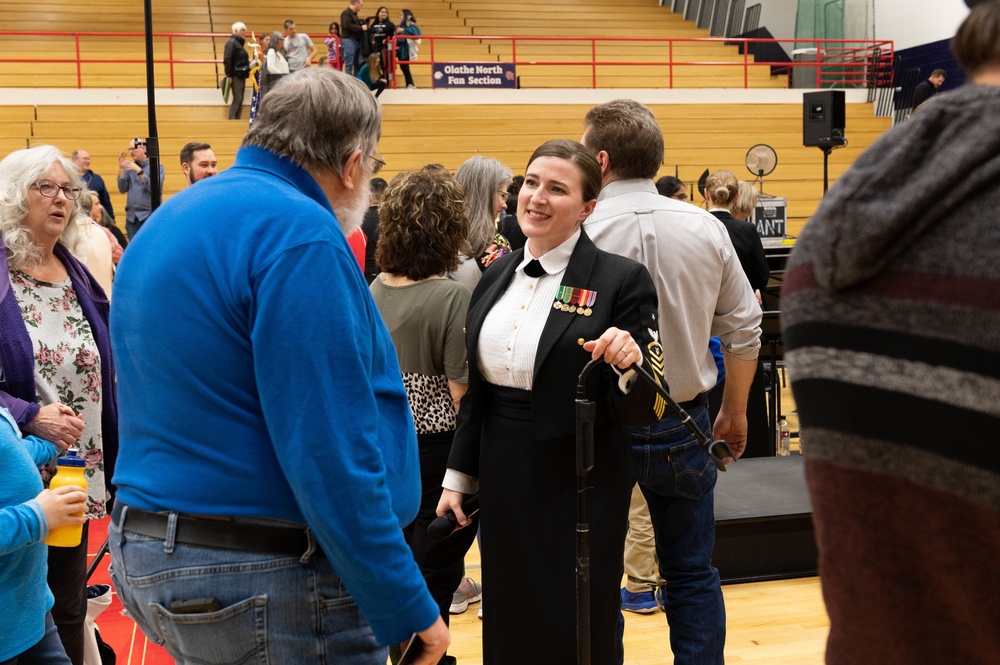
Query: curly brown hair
xmin=376 ymin=168 xmax=468 ymax=280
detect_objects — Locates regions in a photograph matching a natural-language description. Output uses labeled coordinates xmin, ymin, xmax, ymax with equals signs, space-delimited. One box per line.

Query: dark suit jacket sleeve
xmin=445 ymin=252 xmax=516 ymax=480
xmin=92 ymin=174 xmax=115 ymax=220
xmin=603 ymin=261 xmax=667 ymax=427
xmin=741 ymin=225 xmax=770 ymax=292
xmin=224 ymin=38 xmax=235 ymax=78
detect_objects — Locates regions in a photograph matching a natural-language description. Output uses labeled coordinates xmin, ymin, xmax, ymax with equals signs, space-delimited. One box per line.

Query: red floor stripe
xmin=88 ymin=517 xmax=173 ymax=665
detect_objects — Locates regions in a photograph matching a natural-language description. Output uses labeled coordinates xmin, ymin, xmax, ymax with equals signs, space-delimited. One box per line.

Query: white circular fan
xmin=745 ymin=144 xmax=778 ymax=195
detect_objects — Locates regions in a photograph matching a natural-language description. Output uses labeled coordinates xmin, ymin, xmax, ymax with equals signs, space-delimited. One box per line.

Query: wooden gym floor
xmin=445 ymin=386 xmax=822 ymax=664
xmin=447 ymin=552 xmax=827 ymax=664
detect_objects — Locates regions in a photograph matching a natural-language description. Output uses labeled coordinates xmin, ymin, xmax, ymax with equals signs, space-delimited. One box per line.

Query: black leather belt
xmin=678 ymin=392 xmax=708 ymax=410
xmin=111 ymin=502 xmax=323 ymax=558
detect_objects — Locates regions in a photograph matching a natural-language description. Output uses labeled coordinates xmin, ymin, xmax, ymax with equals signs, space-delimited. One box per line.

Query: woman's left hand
xmin=583 ymin=327 xmax=641 ymax=370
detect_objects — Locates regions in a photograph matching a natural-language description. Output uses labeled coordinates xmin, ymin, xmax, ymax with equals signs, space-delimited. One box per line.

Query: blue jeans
xmin=108 ymin=506 xmax=386 ymax=665
xmin=0 ymin=613 xmax=71 ymax=665
xmin=342 ymin=38 xmax=361 ymax=76
xmin=125 ymin=218 xmax=145 ymax=242
xmin=625 ymin=406 xmax=725 ymax=665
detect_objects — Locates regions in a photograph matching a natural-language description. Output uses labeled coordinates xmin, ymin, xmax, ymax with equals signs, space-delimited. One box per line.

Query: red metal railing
xmin=389 ymin=35 xmax=895 ymax=90
xmin=0 ymin=31 xmax=893 ymax=91
xmin=0 ymin=31 xmax=234 ymax=89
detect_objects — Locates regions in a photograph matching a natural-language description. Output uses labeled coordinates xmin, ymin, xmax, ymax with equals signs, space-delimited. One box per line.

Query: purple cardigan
xmin=0 ymin=238 xmax=119 ymax=490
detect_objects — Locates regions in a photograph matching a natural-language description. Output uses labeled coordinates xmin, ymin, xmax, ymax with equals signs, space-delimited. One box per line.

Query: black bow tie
xmin=524 ymin=259 xmax=546 ymax=278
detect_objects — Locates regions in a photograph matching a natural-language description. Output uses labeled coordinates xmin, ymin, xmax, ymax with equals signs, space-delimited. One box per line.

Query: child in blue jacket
xmin=0 ymin=406 xmax=87 ymax=663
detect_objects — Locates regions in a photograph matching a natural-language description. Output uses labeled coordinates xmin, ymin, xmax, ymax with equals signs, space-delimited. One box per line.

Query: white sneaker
xmin=406 ymin=84 xmax=416 ymax=89
xmin=450 ymin=577 xmax=482 ymax=614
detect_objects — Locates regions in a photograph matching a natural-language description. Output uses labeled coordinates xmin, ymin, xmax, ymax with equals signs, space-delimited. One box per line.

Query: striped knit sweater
xmin=782 ymin=84 xmax=1000 ymax=664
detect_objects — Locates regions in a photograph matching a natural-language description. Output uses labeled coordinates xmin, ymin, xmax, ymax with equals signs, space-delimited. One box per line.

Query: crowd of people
xmin=2 ymin=1 xmax=999 ymax=662
xmin=224 ymin=4 xmax=422 ymax=119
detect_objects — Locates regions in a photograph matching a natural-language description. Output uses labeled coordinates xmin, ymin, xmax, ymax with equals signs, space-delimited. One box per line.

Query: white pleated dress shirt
xmin=443 ymin=229 xmax=637 ymax=493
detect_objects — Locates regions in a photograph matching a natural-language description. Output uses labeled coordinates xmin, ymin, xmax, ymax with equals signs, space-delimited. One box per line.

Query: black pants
xmin=402 ymin=430 xmax=479 ymax=625
xmin=229 ymin=76 xmax=246 ymax=119
xmin=261 ymin=72 xmax=284 ymax=100
xmin=47 ymin=520 xmax=89 ymax=665
xmin=400 ymin=64 xmax=414 ymax=87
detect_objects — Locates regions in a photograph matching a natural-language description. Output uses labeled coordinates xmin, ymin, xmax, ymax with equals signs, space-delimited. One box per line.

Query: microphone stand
xmin=574 ymin=360 xmax=599 ymax=665
xmin=573 ymin=358 xmax=735 ymax=665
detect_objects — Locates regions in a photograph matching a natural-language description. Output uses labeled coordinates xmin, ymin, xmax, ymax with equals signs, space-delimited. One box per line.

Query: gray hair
xmin=242 ymin=68 xmax=381 ymax=177
xmin=232 ymin=21 xmax=247 ymax=33
xmin=270 ymin=31 xmax=286 ymax=55
xmin=0 ymin=145 xmax=82 ymax=268
xmin=454 ymin=155 xmax=512 ymax=258
xmin=77 ymin=187 xmax=94 ymax=216
xmin=732 ymin=181 xmax=759 ymax=219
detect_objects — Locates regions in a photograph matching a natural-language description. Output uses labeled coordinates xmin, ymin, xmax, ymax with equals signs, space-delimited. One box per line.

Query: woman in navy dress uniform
xmin=438 ymin=140 xmax=665 ymax=664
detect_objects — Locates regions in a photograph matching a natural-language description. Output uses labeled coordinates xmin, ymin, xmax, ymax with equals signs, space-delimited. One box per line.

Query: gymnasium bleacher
xmin=0 ymin=0 xmax=892 ymax=236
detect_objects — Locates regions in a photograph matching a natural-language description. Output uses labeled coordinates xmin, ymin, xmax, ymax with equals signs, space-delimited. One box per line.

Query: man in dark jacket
xmin=911 ymin=68 xmax=946 ymax=112
xmin=341 ymin=0 xmax=368 ymax=76
xmin=224 ymin=21 xmax=251 ymax=120
xmin=361 ymin=177 xmax=386 ymax=284
xmin=71 ymin=148 xmax=115 ymax=220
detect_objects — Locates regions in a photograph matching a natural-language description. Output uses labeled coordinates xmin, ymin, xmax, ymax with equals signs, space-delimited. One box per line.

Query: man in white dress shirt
xmin=581 ymin=99 xmax=762 ymax=665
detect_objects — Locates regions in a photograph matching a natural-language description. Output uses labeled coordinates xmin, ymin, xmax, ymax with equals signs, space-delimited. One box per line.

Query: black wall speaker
xmin=803 ymin=91 xmax=846 ymax=147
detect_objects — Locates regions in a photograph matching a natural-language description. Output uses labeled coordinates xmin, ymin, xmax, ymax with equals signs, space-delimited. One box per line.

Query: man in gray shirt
xmin=117 ymin=138 xmax=165 ymax=240
xmin=283 ymin=20 xmax=317 ymax=72
xmin=581 ymin=99 xmax=761 ymax=665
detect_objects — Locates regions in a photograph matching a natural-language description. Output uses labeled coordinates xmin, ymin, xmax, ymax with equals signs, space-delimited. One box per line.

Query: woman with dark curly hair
xmin=370 ymin=167 xmax=476 ymax=665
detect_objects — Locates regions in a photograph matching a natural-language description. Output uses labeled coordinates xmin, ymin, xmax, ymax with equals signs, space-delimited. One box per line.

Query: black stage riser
xmin=711 ymin=456 xmax=818 ymax=584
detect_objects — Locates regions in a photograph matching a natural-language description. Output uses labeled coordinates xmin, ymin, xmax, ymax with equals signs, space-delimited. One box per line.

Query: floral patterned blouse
xmin=9 ymin=268 xmax=108 ymax=519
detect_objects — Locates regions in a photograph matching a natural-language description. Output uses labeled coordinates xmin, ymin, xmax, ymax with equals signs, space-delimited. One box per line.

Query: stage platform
xmin=713 ymin=455 xmax=818 ymax=584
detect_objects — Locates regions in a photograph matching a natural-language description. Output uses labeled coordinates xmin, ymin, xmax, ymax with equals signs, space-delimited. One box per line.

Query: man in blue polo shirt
xmin=108 ymin=68 xmax=448 ymax=665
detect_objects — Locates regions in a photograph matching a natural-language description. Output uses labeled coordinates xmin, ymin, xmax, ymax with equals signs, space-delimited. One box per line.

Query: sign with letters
xmin=753 ymin=197 xmax=787 ymax=240
xmin=432 ymin=63 xmax=517 ymax=89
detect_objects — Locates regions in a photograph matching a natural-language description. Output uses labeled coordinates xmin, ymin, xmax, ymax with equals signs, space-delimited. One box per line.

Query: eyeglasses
xmin=30 ymin=180 xmax=83 ymax=201
xmin=366 ymin=152 xmax=385 ymax=175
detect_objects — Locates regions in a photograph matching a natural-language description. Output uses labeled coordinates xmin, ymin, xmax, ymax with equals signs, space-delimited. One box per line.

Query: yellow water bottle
xmin=44 ymin=449 xmax=88 ymax=547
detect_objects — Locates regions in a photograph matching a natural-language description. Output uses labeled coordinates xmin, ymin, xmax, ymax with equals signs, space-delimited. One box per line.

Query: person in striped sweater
xmin=782 ymin=1 xmax=1000 ymax=661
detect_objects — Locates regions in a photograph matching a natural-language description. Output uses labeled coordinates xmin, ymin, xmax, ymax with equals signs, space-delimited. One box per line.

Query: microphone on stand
xmin=428 ymin=495 xmax=480 ymax=541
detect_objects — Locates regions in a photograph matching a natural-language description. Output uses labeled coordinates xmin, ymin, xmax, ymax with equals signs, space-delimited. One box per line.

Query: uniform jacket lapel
xmin=533 ymin=232 xmax=600 ymax=377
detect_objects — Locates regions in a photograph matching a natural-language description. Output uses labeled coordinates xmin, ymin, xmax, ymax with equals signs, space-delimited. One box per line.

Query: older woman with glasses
xmin=0 ymin=145 xmax=118 ymax=665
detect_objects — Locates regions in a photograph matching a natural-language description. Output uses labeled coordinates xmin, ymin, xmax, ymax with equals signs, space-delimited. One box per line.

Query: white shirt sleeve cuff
xmin=443 ymin=468 xmax=479 ymax=494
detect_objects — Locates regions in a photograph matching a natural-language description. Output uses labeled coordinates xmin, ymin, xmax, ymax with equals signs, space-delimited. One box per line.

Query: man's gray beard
xmin=335 ymin=187 xmax=370 ymax=236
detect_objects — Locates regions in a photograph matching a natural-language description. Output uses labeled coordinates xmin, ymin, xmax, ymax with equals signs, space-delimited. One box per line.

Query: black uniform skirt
xmin=479 ymin=384 xmax=631 ymax=665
